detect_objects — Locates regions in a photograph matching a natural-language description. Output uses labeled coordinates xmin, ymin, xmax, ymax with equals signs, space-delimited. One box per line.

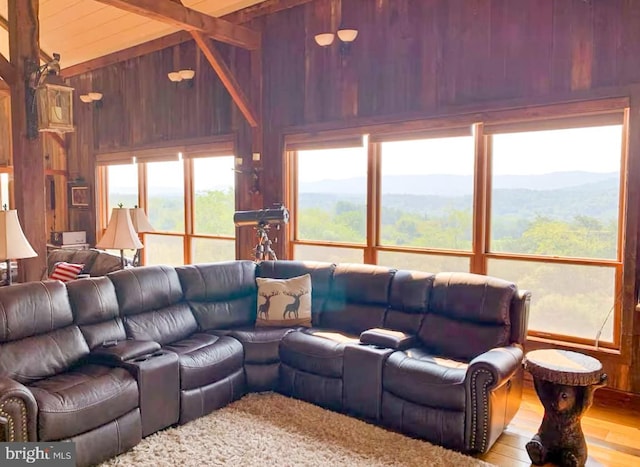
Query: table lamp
xmin=129 ymin=206 xmax=154 ymax=266
xmin=96 ymin=207 xmax=142 ymax=269
xmin=0 ymin=209 xmax=38 ymax=285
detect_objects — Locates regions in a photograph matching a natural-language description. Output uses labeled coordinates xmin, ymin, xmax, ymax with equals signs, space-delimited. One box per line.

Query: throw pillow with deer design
xmin=256 ymin=274 xmax=312 ymax=327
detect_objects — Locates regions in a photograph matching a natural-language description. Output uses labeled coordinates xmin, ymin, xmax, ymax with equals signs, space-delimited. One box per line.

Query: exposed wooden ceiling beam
xmin=0 ymin=53 xmax=16 ymax=85
xmin=224 ymin=0 xmax=314 ymax=24
xmin=62 ymin=30 xmax=190 ymax=77
xmin=191 ymin=31 xmax=258 ymax=128
xmin=63 ymin=0 xmax=315 ymax=76
xmin=0 ymin=13 xmax=53 ymax=64
xmin=93 ymin=0 xmax=260 ymax=50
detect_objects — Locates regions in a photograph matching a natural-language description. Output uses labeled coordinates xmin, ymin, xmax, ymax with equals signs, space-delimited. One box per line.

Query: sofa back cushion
xmin=66 ymin=276 xmax=126 ymax=349
xmin=88 ymin=249 xmax=124 ymax=276
xmin=0 ymin=281 xmax=89 ymax=383
xmin=384 ymin=269 xmax=435 ymax=334
xmin=257 ymin=260 xmax=335 ymax=325
xmin=418 ymin=272 xmax=516 ymax=361
xmin=109 ymin=266 xmax=197 ymax=345
xmin=321 ymin=263 xmax=394 ymax=335
xmin=176 ymin=261 xmax=257 ymax=330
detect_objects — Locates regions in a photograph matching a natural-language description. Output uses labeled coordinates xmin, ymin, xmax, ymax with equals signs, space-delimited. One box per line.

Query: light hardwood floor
xmin=478 ymin=386 xmax=640 ymax=467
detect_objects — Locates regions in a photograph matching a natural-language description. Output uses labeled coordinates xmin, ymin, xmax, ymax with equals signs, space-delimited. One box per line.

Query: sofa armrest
xmin=359 ymin=328 xmax=416 ymax=350
xmin=89 ymin=340 xmax=161 ymax=363
xmin=468 ymin=345 xmax=523 ymax=387
xmin=0 ymin=377 xmax=37 ymax=441
xmin=464 ymin=345 xmax=524 ymax=453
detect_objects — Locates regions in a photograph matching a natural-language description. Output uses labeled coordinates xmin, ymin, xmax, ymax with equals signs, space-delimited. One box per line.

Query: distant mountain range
xmin=300 ymin=171 xmax=618 ymax=196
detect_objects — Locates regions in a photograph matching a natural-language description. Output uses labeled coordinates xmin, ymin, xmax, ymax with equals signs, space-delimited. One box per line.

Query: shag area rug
xmin=102 ymin=392 xmax=494 ymax=467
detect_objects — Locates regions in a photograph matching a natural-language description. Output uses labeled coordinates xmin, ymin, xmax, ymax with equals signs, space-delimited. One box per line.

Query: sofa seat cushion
xmin=383 ymin=347 xmax=468 ymax=411
xmin=163 ymin=333 xmax=244 ymax=391
xmin=28 ymin=364 xmax=138 ymax=441
xmin=279 ymin=328 xmax=359 ymax=378
xmin=229 ymin=327 xmax=297 ymax=364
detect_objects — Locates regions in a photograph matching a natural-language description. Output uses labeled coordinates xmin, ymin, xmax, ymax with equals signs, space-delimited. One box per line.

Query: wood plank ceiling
xmin=0 ymin=0 xmax=266 ymax=69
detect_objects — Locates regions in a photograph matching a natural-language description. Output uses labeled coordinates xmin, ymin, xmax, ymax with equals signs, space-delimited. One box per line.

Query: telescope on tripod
xmin=233 ymin=204 xmax=289 ymax=261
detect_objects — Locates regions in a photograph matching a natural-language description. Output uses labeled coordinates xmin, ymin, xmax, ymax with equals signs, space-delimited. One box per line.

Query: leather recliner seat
xmin=108 ymin=265 xmax=246 ymax=424
xmin=0 ymin=281 xmax=141 ymax=466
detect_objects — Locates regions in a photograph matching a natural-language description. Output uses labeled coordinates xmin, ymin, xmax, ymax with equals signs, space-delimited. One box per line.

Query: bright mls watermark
xmin=0 ymin=443 xmax=75 ymax=466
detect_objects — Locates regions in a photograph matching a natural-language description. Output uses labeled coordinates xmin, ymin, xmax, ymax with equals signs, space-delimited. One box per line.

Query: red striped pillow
xmin=49 ymin=262 xmax=85 ymax=282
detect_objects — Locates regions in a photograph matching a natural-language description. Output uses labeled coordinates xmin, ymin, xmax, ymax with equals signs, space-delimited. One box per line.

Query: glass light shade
xmin=337 ymin=28 xmax=358 ymax=43
xmin=79 ymin=94 xmax=93 ymax=103
xmin=178 ymin=69 xmax=195 ymax=80
xmin=88 ymin=92 xmax=103 ymax=101
xmin=0 ymin=210 xmax=37 ymax=260
xmin=167 ymin=71 xmax=182 ymax=82
xmin=129 ymin=208 xmax=155 ymax=233
xmin=314 ymin=33 xmax=335 ymax=46
xmin=96 ymin=208 xmax=143 ymax=250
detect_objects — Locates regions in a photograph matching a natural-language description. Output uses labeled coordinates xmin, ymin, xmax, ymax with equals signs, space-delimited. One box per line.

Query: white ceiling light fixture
xmin=79 ymin=92 xmax=103 ymax=107
xmin=168 ymin=69 xmax=196 ymax=87
xmin=167 ymin=71 xmax=182 ymax=82
xmin=314 ymin=33 xmax=335 ymax=47
xmin=337 ymin=28 xmax=358 ymax=43
xmin=314 ymin=26 xmax=359 ymax=54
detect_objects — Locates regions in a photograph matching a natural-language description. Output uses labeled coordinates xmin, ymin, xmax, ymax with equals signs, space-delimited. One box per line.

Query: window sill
xmin=525 ymin=335 xmax=623 ymax=363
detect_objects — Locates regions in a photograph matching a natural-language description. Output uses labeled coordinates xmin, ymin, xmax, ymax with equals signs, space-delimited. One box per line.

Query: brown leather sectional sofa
xmin=0 ymin=260 xmax=530 ymax=466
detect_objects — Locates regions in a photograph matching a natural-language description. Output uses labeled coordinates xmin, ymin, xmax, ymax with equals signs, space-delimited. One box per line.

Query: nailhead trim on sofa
xmin=0 ymin=397 xmax=28 ymax=441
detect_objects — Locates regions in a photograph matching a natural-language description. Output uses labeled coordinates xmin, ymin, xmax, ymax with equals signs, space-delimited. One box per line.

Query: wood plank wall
xmin=61 ymin=0 xmax=640 ymax=394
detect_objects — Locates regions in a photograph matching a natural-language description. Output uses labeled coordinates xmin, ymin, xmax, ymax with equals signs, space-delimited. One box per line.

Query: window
xmin=97 ymin=138 xmax=237 ymax=266
xmin=106 ymin=164 xmax=138 ymax=213
xmin=191 ymin=156 xmax=235 ymax=263
xmin=147 ymin=160 xmax=185 ymax=233
xmin=287 ymin=102 xmax=627 ymax=349
xmin=296 ymin=146 xmax=367 ymax=244
xmin=486 ymin=124 xmax=623 ymax=344
xmin=380 ymin=136 xmax=474 ymax=251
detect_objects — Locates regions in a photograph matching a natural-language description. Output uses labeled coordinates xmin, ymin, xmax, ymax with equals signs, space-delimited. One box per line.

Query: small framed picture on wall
xmin=69 ymin=185 xmax=90 ymax=208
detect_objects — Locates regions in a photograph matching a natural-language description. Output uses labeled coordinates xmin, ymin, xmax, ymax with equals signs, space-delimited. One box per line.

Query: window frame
xmin=97 ymin=136 xmax=238 ymax=265
xmin=285 ymin=99 xmax=630 ymax=352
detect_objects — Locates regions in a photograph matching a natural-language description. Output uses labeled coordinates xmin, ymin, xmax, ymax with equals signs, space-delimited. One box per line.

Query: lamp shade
xmin=314 ymin=33 xmax=335 ymax=46
xmin=0 ymin=210 xmax=37 ymax=260
xmin=129 ymin=208 xmax=155 ymax=233
xmin=96 ymin=208 xmax=143 ymax=250
xmin=178 ymin=69 xmax=195 ymax=80
xmin=167 ymin=71 xmax=182 ymax=82
xmin=337 ymin=28 xmax=358 ymax=43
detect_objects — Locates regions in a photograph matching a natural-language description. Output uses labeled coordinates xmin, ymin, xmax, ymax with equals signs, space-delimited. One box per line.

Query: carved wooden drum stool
xmin=524 ymin=349 xmax=606 ymax=467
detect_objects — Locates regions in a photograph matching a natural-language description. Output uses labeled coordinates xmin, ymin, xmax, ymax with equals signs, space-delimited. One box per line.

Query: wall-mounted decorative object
xmin=69 ymin=184 xmax=90 ymax=208
xmin=26 ymin=53 xmax=74 ymax=139
xmin=233 ymin=156 xmax=261 ymax=196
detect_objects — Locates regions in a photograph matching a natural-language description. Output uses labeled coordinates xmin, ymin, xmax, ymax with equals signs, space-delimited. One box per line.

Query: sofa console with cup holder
xmin=0 ymin=260 xmax=530 ymax=466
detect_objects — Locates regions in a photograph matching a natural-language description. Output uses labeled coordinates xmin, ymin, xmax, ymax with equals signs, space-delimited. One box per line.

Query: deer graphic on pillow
xmin=283 ymin=289 xmax=308 ymax=319
xmin=258 ymin=290 xmax=280 ymax=320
